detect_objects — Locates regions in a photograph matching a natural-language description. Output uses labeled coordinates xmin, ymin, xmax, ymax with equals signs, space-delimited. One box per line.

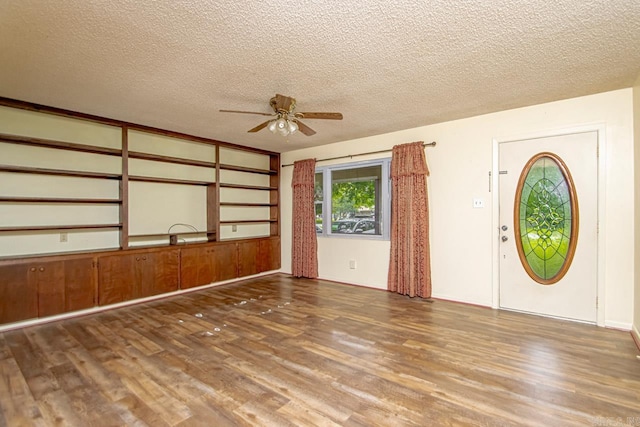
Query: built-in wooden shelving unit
xmin=0 ymin=97 xmax=282 ymax=329
xmin=0 ymin=96 xmax=280 ymax=255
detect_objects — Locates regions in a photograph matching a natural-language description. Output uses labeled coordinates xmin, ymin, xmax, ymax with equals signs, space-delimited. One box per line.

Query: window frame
xmin=315 ymin=158 xmax=391 ymax=240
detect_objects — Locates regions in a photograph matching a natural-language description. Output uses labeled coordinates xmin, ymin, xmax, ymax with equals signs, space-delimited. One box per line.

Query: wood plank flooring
xmin=1 ymin=274 xmax=639 ymax=426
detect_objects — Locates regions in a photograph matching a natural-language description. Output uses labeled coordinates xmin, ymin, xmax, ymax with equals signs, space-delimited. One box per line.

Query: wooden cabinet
xmin=1 ymin=237 xmax=278 ymax=326
xmin=180 ymin=246 xmax=214 ymax=290
xmin=180 ymin=242 xmax=239 ymax=289
xmin=211 ymin=242 xmax=239 ymax=282
xmin=98 ymin=249 xmax=179 ymax=305
xmin=0 ymin=264 xmax=38 ymax=323
xmin=37 ymin=258 xmax=96 ymax=317
xmin=258 ymin=237 xmax=281 ymax=273
xmin=0 ymin=257 xmax=95 ymax=323
xmin=238 ymin=240 xmax=260 ymax=277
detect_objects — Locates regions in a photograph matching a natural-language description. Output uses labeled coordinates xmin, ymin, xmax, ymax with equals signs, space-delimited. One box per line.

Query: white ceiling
xmin=1 ymin=1 xmax=639 ymax=153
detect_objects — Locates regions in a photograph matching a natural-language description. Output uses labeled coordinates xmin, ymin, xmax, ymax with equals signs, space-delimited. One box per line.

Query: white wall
xmin=281 ymin=89 xmax=635 ymax=329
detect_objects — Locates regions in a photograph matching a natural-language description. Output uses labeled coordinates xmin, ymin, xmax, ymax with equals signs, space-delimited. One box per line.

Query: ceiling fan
xmin=220 ymin=94 xmax=343 ymax=137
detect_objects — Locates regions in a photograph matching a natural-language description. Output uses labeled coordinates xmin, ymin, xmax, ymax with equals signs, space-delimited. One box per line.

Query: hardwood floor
xmin=1 ymin=274 xmax=639 ymax=426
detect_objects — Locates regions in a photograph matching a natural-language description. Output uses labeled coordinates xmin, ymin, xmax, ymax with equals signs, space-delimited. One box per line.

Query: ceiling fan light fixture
xmin=288 ymin=120 xmax=298 ymax=134
xmin=275 ymin=117 xmax=288 ymax=131
xmin=268 ymin=115 xmax=298 ymax=137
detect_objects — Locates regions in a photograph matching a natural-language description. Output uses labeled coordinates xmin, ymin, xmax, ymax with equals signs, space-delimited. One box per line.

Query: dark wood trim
xmin=270 ymin=154 xmax=281 ymax=237
xmin=220 ymin=219 xmax=277 ymax=225
xmin=120 ymin=127 xmax=129 ymax=249
xmin=210 ymin=145 xmax=221 ymax=242
xmin=219 ymin=163 xmax=277 ymax=175
xmin=0 ymin=224 xmax=123 ymax=232
xmin=0 ymin=96 xmax=279 ymax=156
xmin=219 ymin=183 xmax=278 ymax=191
xmin=128 ymin=175 xmax=213 ymax=186
xmin=129 ymin=151 xmax=216 ymax=168
xmin=0 ymin=197 xmax=121 ymax=204
xmin=0 ymin=132 xmax=122 ymax=156
xmin=0 ymin=165 xmax=121 ymax=180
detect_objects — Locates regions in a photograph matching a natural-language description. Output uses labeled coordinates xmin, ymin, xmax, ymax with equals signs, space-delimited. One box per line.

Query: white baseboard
xmin=431 ymin=292 xmax=492 ymax=308
xmin=604 ymin=320 xmax=632 ymax=331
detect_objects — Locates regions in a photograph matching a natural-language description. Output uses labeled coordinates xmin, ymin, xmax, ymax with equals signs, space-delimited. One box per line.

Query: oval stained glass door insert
xmin=514 ymin=152 xmax=579 ymax=285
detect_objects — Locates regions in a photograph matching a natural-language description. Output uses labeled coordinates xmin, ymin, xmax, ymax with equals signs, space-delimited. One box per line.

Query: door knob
xmin=501 ymin=235 xmax=508 ymax=242
xmin=501 ymin=225 xmax=508 ymax=231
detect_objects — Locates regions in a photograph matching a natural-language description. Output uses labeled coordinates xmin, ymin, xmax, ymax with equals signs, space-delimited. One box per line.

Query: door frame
xmin=491 ymin=124 xmax=607 ymax=326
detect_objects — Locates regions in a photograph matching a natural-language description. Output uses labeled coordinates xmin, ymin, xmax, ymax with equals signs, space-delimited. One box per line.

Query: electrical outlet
xmin=349 ymin=259 xmax=356 ymax=269
xmin=60 ymin=232 xmax=68 ymax=242
xmin=473 ymin=198 xmax=485 ymax=208
xmin=232 ymin=224 xmax=238 ymax=232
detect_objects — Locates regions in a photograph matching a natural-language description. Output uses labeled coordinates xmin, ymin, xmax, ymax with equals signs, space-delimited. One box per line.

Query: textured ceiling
xmin=0 ymin=1 xmax=639 ymax=153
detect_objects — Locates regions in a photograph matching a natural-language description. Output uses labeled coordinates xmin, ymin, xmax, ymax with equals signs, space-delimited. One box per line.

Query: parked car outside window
xmin=331 ymin=219 xmax=376 ymax=234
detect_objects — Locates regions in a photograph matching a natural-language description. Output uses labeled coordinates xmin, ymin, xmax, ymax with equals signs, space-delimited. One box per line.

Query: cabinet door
xmin=38 ymin=258 xmax=95 ymax=317
xmin=98 ymin=253 xmax=136 ymax=305
xmin=180 ymin=246 xmax=214 ymax=289
xmin=213 ymin=243 xmax=239 ymax=282
xmin=0 ymin=264 xmax=38 ymax=324
xmin=147 ymin=249 xmax=180 ymax=296
xmin=238 ymin=240 xmax=260 ymax=277
xmin=258 ymin=237 xmax=281 ymax=273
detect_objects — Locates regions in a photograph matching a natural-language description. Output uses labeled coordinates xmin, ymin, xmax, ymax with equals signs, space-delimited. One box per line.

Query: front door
xmin=499 ymin=131 xmax=598 ymax=322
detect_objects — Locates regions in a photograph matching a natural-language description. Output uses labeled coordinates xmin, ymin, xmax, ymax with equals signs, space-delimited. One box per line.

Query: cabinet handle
xmin=30 ymin=267 xmax=36 ymax=272
xmin=136 ymin=257 xmax=140 ymax=261
xmin=142 ymin=256 xmax=147 ymax=261
xmin=39 ymin=267 xmax=45 ymax=272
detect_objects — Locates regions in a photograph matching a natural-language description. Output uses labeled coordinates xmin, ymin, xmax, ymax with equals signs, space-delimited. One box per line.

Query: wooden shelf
xmin=129 ymin=230 xmax=214 ymax=238
xmin=0 ymin=133 xmax=122 ymax=156
xmin=219 ymin=164 xmax=277 ymax=175
xmin=129 ymin=151 xmax=216 ymax=168
xmin=220 ymin=219 xmax=277 ymax=225
xmin=0 ymin=197 xmax=121 ymax=204
xmin=219 ymin=183 xmax=277 ymax=191
xmin=0 ymin=223 xmax=123 ymax=232
xmin=220 ymin=202 xmax=277 ymax=207
xmin=129 ymin=175 xmax=213 ymax=186
xmin=0 ymin=165 xmax=121 ymax=180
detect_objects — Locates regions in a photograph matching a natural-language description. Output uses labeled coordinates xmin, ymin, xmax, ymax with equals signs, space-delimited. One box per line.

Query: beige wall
xmin=281 ymin=89 xmax=635 ymax=329
xmin=633 ymin=75 xmax=640 ymax=342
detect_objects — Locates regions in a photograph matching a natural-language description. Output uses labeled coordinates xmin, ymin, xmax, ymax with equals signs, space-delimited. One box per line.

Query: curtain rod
xmin=281 ymin=141 xmax=436 ymax=167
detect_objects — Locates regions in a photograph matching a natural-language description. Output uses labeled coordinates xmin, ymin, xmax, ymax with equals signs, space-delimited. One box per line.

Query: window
xmin=315 ymin=159 xmax=391 ymax=239
xmin=515 ymin=152 xmax=578 ymax=284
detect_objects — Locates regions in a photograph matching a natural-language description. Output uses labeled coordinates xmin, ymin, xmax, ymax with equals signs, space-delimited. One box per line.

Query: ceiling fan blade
xmin=220 ymin=109 xmax=274 ymax=117
xmin=248 ymin=120 xmax=271 ymax=133
xmin=295 ymin=112 xmax=343 ymax=120
xmin=295 ymin=120 xmax=316 ymax=136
